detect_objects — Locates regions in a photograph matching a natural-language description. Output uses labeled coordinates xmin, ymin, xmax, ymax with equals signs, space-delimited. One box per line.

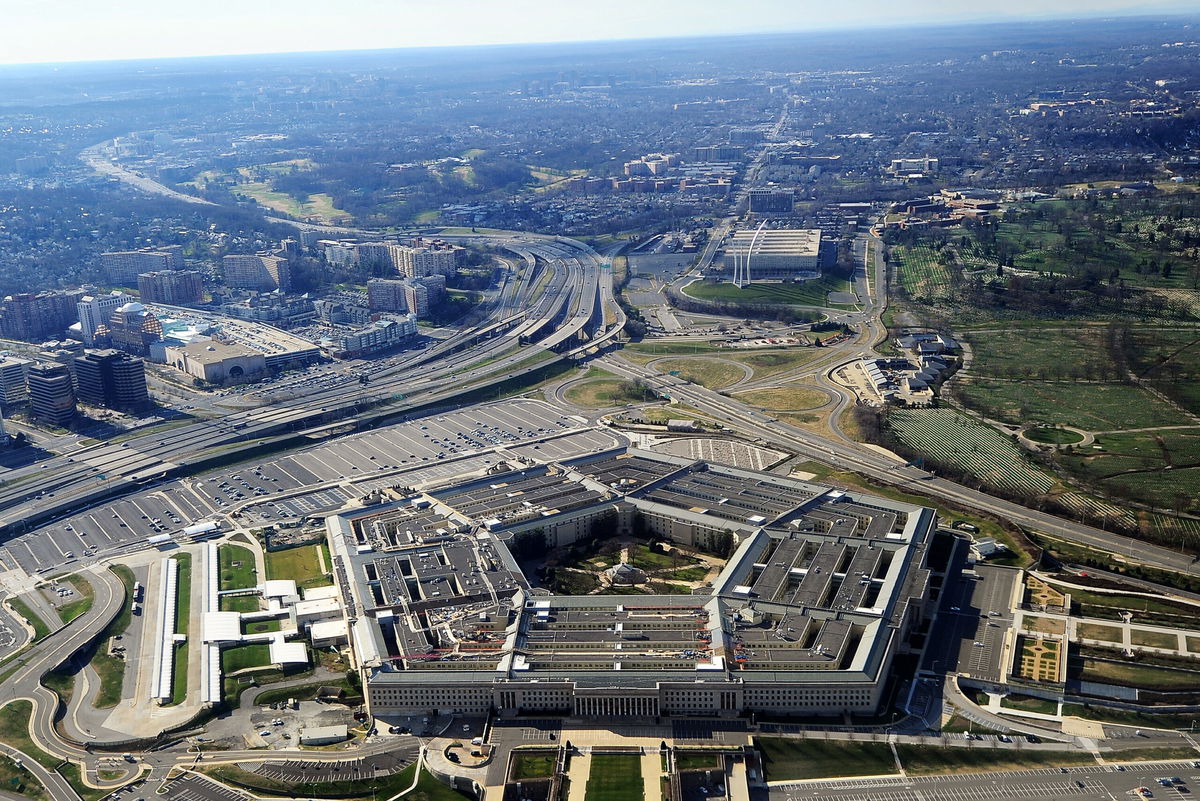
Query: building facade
xmin=223 ymin=254 xmax=291 ymax=292
xmin=78 ymin=291 xmax=133 ymax=346
xmin=0 ymin=357 xmax=32 ymax=406
xmin=138 ymin=270 xmax=204 ymax=306
xmin=73 ymin=349 xmax=151 ymax=412
xmin=330 ymin=448 xmax=936 ymax=721
xmin=27 ymin=362 xmax=76 ymax=426
xmin=100 ymin=247 xmax=184 ymax=284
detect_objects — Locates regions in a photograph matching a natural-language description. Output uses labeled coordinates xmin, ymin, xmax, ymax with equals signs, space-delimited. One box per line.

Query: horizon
xmin=2 ymin=0 xmax=1197 ymax=69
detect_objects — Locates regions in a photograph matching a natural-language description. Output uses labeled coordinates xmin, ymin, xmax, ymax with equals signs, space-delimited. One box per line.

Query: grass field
xmin=0 ymin=753 xmax=47 ymax=801
xmin=509 ymin=750 xmax=557 ymax=780
xmin=1061 ymin=703 xmax=1200 ymax=730
xmin=683 ymin=277 xmax=851 ymax=308
xmin=265 ymin=543 xmax=328 ymax=589
xmin=234 ymin=182 xmax=349 ymax=224
xmin=222 ymin=643 xmax=273 ymax=673
xmin=89 ymin=564 xmax=136 ymax=708
xmin=893 ymin=744 xmax=1095 ymax=775
xmin=564 ymin=379 xmax=658 ymax=408
xmin=886 ymin=408 xmax=1055 ymax=496
xmin=894 ymin=244 xmax=957 ymax=300
xmin=1025 ymin=426 xmax=1086 ymax=445
xmin=961 ymin=379 xmax=1188 ymax=433
xmin=221 ymin=593 xmax=261 ymax=613
xmin=654 ymin=357 xmax=745 ymax=389
xmin=206 ymin=762 xmax=467 ymax=801
xmin=620 ymin=342 xmax=724 ymax=364
xmin=8 ymin=597 xmax=50 ymax=642
xmin=168 ymin=553 xmax=192 ymax=706
xmin=999 ymin=694 xmax=1059 ymax=715
xmin=1072 ymin=655 xmax=1200 ymax=690
xmin=0 ymin=701 xmax=57 ymax=768
xmin=57 ymin=574 xmax=95 ymax=624
xmin=1076 ymin=622 xmax=1123 ymax=642
xmin=584 ymin=754 xmax=643 ymax=801
xmin=628 ymin=543 xmax=699 ymax=571
xmin=219 ymin=544 xmax=258 ymax=591
xmin=735 ymin=386 xmax=828 ymax=411
xmin=1130 ymin=629 xmax=1180 ymax=650
xmin=757 ymin=738 xmax=897 ymax=781
xmin=1057 ymin=429 xmax=1200 ymax=512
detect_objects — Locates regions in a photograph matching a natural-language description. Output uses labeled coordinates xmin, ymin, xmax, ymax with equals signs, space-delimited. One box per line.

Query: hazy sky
xmin=0 ymin=0 xmax=1192 ymax=65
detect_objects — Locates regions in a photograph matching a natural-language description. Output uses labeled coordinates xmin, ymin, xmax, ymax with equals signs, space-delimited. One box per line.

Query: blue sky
xmin=0 ymin=0 xmax=1193 ymax=65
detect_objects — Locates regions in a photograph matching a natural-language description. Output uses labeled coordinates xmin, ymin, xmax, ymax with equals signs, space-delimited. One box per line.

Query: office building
xmin=692 ymin=145 xmax=743 ymax=162
xmin=138 ymin=270 xmax=204 ymax=306
xmin=104 ymin=302 xmax=163 ymax=357
xmin=725 ymin=228 xmax=822 ymax=280
xmin=27 ymin=362 xmax=76 ymax=426
xmin=333 ymin=448 xmax=936 ymax=719
xmin=0 ymin=357 xmax=32 ymax=406
xmin=0 ymin=290 xmax=82 ymax=342
xmin=223 ymin=254 xmax=291 ymax=292
xmin=74 ymin=349 xmax=151 ymax=413
xmin=748 ymin=188 xmax=795 ymax=214
xmin=100 ymin=247 xmax=184 ymax=284
xmin=78 ymin=291 xmax=133 ymax=346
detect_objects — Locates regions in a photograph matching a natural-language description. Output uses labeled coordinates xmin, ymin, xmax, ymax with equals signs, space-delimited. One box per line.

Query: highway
xmin=0 ymin=234 xmax=610 ymax=538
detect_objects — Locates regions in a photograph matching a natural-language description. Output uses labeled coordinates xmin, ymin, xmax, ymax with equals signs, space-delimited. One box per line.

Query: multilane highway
xmin=0 ymin=235 xmax=608 ymax=537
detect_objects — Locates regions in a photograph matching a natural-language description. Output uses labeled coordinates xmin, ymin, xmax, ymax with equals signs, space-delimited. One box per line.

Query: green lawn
xmin=585 ymin=754 xmax=643 ymax=801
xmin=563 ymin=380 xmax=658 ymax=408
xmin=218 ymin=544 xmax=259 ymax=591
xmin=265 ymin=543 xmax=328 ymax=589
xmin=683 ymin=277 xmax=851 ymax=307
xmin=0 ymin=701 xmax=57 ymax=768
xmin=0 ymin=754 xmax=48 ymax=801
xmin=222 ymin=643 xmax=273 ymax=673
xmin=757 ymin=738 xmax=897 ymax=781
xmin=1130 ymin=629 xmax=1180 ymax=650
xmin=204 ymin=763 xmax=467 ymax=801
xmin=89 ymin=564 xmax=136 ymax=708
xmin=7 ymin=597 xmax=50 ymax=642
xmin=998 ymin=694 xmax=1059 ymax=715
xmin=220 ymin=594 xmax=261 ymax=613
xmin=243 ymin=618 xmax=282 ymax=635
xmin=168 ymin=554 xmax=192 ymax=706
xmin=509 ymin=750 xmax=557 ymax=780
xmin=653 ymin=358 xmax=746 ymax=389
xmin=1076 ymin=622 xmax=1123 ymax=642
xmin=894 ymin=744 xmax=1095 ymax=775
xmin=57 ymin=574 xmax=95 ymax=624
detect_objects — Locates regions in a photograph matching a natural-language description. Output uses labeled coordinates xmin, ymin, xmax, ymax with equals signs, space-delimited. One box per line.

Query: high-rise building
xmin=748 ymin=188 xmax=795 ymax=214
xmin=74 ymin=349 xmax=151 ymax=412
xmin=78 ymin=290 xmax=133 ymax=345
xmin=105 ymin=302 xmax=163 ymax=357
xmin=223 ymin=254 xmax=291 ymax=292
xmin=100 ymin=247 xmax=184 ymax=284
xmin=367 ymin=275 xmax=445 ymax=317
xmin=0 ymin=357 xmax=31 ymax=406
xmin=388 ymin=243 xmax=459 ymax=278
xmin=137 ymin=270 xmax=204 ymax=306
xmin=0 ymin=290 xmax=83 ymax=341
xmin=27 ymin=362 xmax=76 ymax=426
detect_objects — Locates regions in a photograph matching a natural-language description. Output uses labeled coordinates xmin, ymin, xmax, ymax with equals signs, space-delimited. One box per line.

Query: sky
xmin=0 ymin=0 xmax=1194 ymax=66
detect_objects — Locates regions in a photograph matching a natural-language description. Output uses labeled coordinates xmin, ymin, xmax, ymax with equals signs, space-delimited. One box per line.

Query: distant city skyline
xmin=1 ymin=0 xmax=1196 ymax=67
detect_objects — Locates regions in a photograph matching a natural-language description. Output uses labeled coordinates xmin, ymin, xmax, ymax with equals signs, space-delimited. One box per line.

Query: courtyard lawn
xmin=584 ymin=754 xmax=643 ymax=801
xmin=218 ymin=544 xmax=259 ymax=591
xmin=265 ymin=543 xmax=327 ymax=589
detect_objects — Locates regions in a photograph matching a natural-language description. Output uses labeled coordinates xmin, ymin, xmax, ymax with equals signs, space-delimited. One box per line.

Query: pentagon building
xmin=327 ymin=448 xmax=936 ymax=719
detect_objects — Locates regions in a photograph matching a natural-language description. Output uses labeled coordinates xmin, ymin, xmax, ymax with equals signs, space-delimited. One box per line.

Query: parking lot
xmin=770 ymin=762 xmax=1200 ymax=801
xmin=923 ymin=560 xmax=1019 ymax=683
xmin=0 ymin=400 xmax=616 ymax=576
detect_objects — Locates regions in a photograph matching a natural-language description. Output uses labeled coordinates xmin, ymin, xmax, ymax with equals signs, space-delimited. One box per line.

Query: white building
xmin=78 ymin=291 xmax=133 ymax=346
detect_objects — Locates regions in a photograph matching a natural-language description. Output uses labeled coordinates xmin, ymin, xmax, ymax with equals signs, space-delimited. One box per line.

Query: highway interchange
xmin=3 ymin=174 xmax=1200 ymax=799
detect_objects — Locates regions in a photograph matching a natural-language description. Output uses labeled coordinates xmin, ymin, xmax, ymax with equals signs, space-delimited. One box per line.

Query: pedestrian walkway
xmin=565 ymin=753 xmax=589 ymax=801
